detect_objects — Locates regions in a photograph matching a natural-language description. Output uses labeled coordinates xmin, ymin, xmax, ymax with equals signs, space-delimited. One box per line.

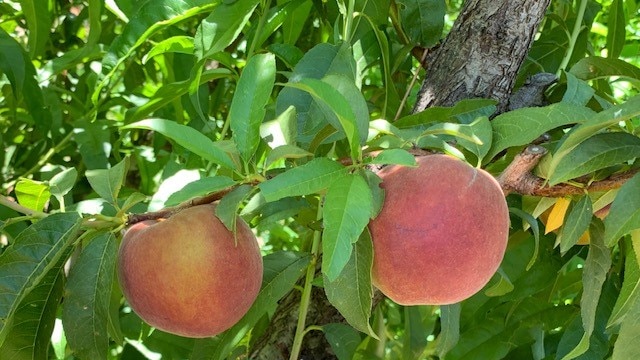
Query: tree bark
xmin=413 ymin=0 xmax=551 ymax=113
xmin=250 ymin=1 xmax=552 ymax=358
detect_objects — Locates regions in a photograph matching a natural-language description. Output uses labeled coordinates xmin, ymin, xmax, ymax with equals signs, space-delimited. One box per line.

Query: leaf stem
xmin=0 ymin=194 xmax=47 ymax=219
xmin=289 ymin=201 xmax=323 ymax=360
xmin=557 ymin=0 xmax=588 ymax=74
xmin=248 ymin=0 xmax=272 ymax=59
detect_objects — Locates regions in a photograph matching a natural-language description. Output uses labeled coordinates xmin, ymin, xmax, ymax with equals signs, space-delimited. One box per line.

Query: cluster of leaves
xmin=1 ymin=0 xmax=640 ymax=359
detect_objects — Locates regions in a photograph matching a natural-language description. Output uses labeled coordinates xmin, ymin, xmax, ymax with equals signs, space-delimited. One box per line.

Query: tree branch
xmin=498 ymin=145 xmax=638 ymax=197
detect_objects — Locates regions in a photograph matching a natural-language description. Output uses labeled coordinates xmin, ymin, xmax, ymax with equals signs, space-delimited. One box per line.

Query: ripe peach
xmin=369 ymin=155 xmax=509 ymax=305
xmin=118 ymin=204 xmax=263 ymax=338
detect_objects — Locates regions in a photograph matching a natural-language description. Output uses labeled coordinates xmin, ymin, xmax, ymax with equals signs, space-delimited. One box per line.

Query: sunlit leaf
xmin=85 ymin=157 xmax=129 ymax=206
xmin=229 ymin=53 xmax=276 ymax=162
xmin=15 ymin=179 xmax=50 ymax=212
xmin=122 ymin=119 xmax=237 ymax=170
xmin=545 ymin=197 xmax=571 ymax=234
xmin=258 ymin=158 xmax=348 ymax=202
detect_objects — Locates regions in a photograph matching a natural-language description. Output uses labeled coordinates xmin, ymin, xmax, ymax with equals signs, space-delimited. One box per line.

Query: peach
xmin=369 ymin=155 xmax=509 ymax=305
xmin=118 ymin=204 xmax=263 ymax=338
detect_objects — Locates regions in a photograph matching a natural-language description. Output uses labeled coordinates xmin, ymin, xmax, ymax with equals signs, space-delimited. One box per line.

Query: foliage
xmin=1 ymin=0 xmax=640 ymax=359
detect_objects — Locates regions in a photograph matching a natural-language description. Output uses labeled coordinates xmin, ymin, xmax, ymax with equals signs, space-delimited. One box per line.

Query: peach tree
xmin=1 ymin=0 xmax=640 ymax=359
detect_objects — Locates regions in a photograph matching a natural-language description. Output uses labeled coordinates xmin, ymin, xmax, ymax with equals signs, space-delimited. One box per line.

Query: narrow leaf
xmin=284 ymin=78 xmax=362 ymax=160
xmin=324 ymin=230 xmax=377 ymax=337
xmin=486 ymin=103 xmax=595 ymax=161
xmin=63 ymin=233 xmax=117 ymax=360
xmin=19 ymin=0 xmax=51 ymax=58
xmin=550 ymin=132 xmax=640 ymax=185
xmin=229 ymin=53 xmax=276 ymax=162
xmin=194 ymin=0 xmax=259 ymax=60
xmin=368 ymin=149 xmax=417 ymax=167
xmin=397 ymin=0 xmax=445 ymax=47
xmin=258 ymin=158 xmax=347 ymax=202
xmin=558 ymin=196 xmax=593 ymax=254
xmin=165 ymin=176 xmax=236 ymax=206
xmin=0 ymin=213 xmax=83 ymax=345
xmin=436 ymin=303 xmax=461 ymax=358
xmin=216 ymin=185 xmax=253 ymax=233
xmin=606 ymin=0 xmax=626 ymax=58
xmin=545 ymin=198 xmax=571 ymax=234
xmin=549 ymin=95 xmax=640 ymax=178
xmin=322 ymin=174 xmax=373 ymax=281
xmin=604 ymin=172 xmax=640 ymax=246
xmin=561 ymin=221 xmax=611 ymax=360
xmin=122 ymin=119 xmax=236 ymax=170
xmin=608 ymin=240 xmax=640 ymax=327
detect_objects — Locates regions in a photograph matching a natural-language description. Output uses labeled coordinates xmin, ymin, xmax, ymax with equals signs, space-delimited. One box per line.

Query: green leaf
xmin=191 ymin=251 xmax=310 ymax=360
xmin=321 ymin=74 xmax=369 ymax=145
xmin=436 ymin=303 xmax=460 ymax=359
xmin=264 ymin=145 xmax=312 ymax=169
xmin=165 ymin=176 xmax=236 ymax=206
xmin=0 ymin=264 xmax=64 ymax=360
xmin=322 ymin=174 xmax=373 ymax=281
xmin=103 ymin=0 xmax=214 ymax=72
xmin=558 ymin=195 xmax=593 ymax=254
xmin=258 ymin=158 xmax=348 ymax=202
xmin=570 ymin=57 xmax=640 ymax=84
xmin=0 ymin=213 xmax=83 ymax=346
xmin=486 ymin=103 xmax=595 ymax=161
xmin=604 ymin=172 xmax=640 ymax=246
xmin=608 ymin=240 xmax=640 ymax=328
xmin=73 ymin=120 xmax=111 ymax=170
xmin=284 ymin=78 xmax=362 ymax=161
xmin=484 ymin=268 xmax=514 ymax=297
xmin=122 ymin=119 xmax=236 ymax=170
xmin=246 ymin=0 xmax=309 ymax=52
xmin=143 ymin=35 xmax=195 ymax=64
xmin=49 ymin=168 xmax=78 ymax=200
xmin=611 ymin=301 xmax=640 ymax=360
xmin=508 ymin=207 xmax=540 ymax=270
xmin=606 ymin=0 xmax=625 ymax=58
xmin=216 ymin=185 xmax=253 ymax=233
xmin=85 ymin=157 xmax=129 ymax=206
xmin=229 ymin=53 xmax=276 ymax=162
xmin=63 ymin=233 xmax=117 ymax=360
xmin=452 ymin=116 xmax=492 ymax=164
xmin=194 ymin=0 xmax=259 ymax=60
xmin=560 ymin=221 xmax=611 ymax=360
xmin=324 ymin=230 xmax=376 ymax=337
xmin=323 ymin=323 xmax=362 ymax=360
xmin=126 ymin=69 xmax=232 ymax=122
xmin=550 ymin=132 xmax=640 ymax=185
xmin=562 ymin=71 xmax=595 ymax=107
xmin=549 ymin=96 xmax=640 ymax=178
xmin=0 ymin=29 xmax=52 ymax=132
xmin=394 ymin=98 xmax=497 ymax=129
xmin=368 ymin=149 xmax=417 ymax=167
xmin=397 ymin=0 xmax=446 ymax=47
xmin=275 ymin=43 xmax=357 ymax=145
xmin=18 ymin=0 xmax=51 ymax=58
xmin=15 ymin=179 xmax=51 ymax=212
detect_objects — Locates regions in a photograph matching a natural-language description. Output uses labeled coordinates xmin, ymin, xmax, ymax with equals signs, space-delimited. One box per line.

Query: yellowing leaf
xmin=545 ymin=198 xmax=571 ymax=234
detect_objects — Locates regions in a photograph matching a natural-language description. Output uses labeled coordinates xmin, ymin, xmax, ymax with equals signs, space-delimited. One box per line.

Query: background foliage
xmin=1 ymin=0 xmax=640 ymax=359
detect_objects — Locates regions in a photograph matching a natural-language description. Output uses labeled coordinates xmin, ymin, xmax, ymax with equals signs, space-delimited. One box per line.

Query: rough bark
xmin=413 ymin=0 xmax=552 ymax=113
xmin=249 ymin=1 xmax=553 ymax=359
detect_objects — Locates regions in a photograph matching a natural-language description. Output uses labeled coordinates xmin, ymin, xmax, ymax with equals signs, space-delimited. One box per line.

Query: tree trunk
xmin=413 ymin=0 xmax=552 ymax=113
xmin=250 ymin=1 xmax=551 ymax=358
